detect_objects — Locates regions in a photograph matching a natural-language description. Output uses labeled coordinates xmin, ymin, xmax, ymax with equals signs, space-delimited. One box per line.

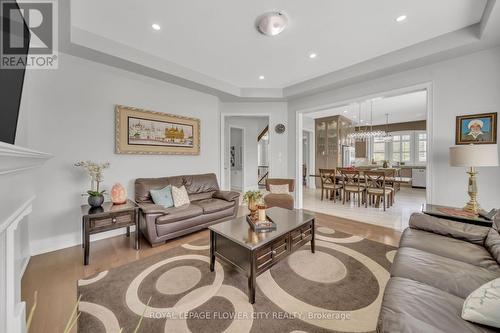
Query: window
xmin=391 ymin=134 xmax=411 ymax=163
xmin=369 ymin=130 xmax=427 ymax=165
xmin=372 ymin=137 xmax=386 ymax=162
xmin=417 ymin=132 xmax=427 ymax=163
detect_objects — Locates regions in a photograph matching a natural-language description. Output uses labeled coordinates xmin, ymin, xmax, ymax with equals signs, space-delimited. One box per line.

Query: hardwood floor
xmin=21 ymin=207 xmax=401 ymax=333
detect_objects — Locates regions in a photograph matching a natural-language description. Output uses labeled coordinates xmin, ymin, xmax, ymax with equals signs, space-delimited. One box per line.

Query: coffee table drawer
xmin=290 ymin=222 xmax=312 ymax=250
xmin=256 ymin=234 xmax=290 ymax=273
xmin=90 ymin=211 xmax=134 ymax=232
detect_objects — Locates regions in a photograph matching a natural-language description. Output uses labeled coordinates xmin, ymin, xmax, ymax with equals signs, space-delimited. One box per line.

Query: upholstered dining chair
xmin=339 ymin=169 xmax=366 ymax=207
xmin=319 ymin=169 xmax=342 ymax=202
xmin=382 ymin=168 xmax=399 ymax=201
xmin=364 ymin=171 xmax=394 ymax=211
xmin=264 ymin=178 xmax=295 ymax=210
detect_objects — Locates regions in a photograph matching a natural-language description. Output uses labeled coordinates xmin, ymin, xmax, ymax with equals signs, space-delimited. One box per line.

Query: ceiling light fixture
xmin=309 ymin=53 xmax=317 ymax=59
xmin=256 ymin=12 xmax=288 ymax=36
xmin=259 ymin=75 xmax=265 ymax=80
xmin=152 ymin=23 xmax=161 ymax=31
xmin=395 ymin=15 xmax=407 ymax=23
xmin=347 ymin=101 xmax=386 ymax=141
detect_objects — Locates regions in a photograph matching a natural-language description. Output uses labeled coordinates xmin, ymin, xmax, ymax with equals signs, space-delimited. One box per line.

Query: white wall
xmin=21 ymin=53 xmax=220 ymax=255
xmin=225 ymin=116 xmax=268 ymax=191
xmin=289 ymin=46 xmax=500 ymax=210
xmin=220 ymin=102 xmax=288 ymax=190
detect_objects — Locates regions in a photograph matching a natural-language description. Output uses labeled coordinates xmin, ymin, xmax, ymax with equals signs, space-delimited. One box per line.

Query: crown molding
xmin=0 ymin=142 xmax=53 ymax=176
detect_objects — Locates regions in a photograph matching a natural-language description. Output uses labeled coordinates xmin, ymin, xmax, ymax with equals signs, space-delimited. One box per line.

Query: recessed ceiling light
xmin=152 ymin=23 xmax=161 ymax=31
xmin=259 ymin=75 xmax=265 ymax=80
xmin=309 ymin=53 xmax=317 ymax=59
xmin=343 ymin=110 xmax=348 ymax=113
xmin=395 ymin=15 xmax=407 ymax=23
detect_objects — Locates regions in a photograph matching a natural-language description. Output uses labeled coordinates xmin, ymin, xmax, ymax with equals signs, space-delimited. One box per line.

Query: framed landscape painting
xmin=115 ymin=105 xmax=200 ymax=155
xmin=456 ymin=112 xmax=497 ymax=145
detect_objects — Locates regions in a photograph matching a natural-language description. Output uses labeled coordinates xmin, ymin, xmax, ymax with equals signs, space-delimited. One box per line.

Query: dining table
xmin=309 ymin=172 xmax=412 ymax=184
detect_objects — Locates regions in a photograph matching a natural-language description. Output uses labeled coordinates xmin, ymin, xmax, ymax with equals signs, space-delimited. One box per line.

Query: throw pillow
xmin=269 ymin=184 xmax=289 ymax=194
xmin=172 ymin=185 xmax=190 ymax=207
xmin=462 ymin=278 xmax=500 ymax=328
xmin=149 ymin=185 xmax=173 ymax=208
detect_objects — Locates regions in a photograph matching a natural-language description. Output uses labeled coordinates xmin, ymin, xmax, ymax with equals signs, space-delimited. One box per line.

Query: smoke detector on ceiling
xmin=256 ymin=12 xmax=288 ymax=36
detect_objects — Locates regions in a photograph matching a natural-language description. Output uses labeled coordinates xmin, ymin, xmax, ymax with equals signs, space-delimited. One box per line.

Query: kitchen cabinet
xmin=315 ymin=115 xmax=353 ymax=182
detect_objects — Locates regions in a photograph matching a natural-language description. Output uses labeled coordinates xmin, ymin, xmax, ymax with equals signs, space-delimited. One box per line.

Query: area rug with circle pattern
xmin=77 ymin=226 xmax=397 ymax=333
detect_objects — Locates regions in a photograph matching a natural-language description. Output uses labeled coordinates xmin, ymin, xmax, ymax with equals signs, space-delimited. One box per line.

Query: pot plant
xmin=74 ymin=161 xmax=110 ymax=208
xmin=243 ymin=190 xmax=263 ymax=218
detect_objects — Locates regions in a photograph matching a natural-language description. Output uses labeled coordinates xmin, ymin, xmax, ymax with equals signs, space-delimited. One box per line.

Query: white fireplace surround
xmin=0 ymin=142 xmax=52 ymax=333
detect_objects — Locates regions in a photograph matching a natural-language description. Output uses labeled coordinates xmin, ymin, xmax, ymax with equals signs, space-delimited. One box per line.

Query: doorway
xmin=222 ymin=115 xmax=270 ymax=192
xmin=229 ymin=127 xmax=244 ymax=191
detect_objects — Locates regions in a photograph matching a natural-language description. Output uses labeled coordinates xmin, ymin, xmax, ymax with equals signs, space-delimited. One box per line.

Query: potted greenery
xmin=243 ymin=190 xmax=263 ymax=218
xmin=74 ymin=161 xmax=110 ymax=207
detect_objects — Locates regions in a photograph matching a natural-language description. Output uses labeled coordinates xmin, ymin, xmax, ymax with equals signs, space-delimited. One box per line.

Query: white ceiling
xmin=71 ymin=0 xmax=487 ymax=89
xmin=306 ymin=90 xmax=427 ymax=125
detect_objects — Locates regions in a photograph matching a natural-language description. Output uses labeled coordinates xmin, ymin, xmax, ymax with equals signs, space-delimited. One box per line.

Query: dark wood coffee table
xmin=209 ymin=207 xmax=315 ymax=303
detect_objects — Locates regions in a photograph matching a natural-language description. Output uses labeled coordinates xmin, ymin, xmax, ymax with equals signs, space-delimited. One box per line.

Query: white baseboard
xmin=30 ymin=226 xmax=136 ymax=256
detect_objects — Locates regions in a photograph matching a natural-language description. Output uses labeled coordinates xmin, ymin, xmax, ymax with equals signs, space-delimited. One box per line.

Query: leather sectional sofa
xmin=378 ymin=213 xmax=500 ymax=332
xmin=135 ymin=173 xmax=240 ymax=246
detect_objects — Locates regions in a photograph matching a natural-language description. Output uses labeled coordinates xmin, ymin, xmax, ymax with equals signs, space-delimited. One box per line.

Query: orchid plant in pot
xmin=74 ymin=161 xmax=110 ymax=207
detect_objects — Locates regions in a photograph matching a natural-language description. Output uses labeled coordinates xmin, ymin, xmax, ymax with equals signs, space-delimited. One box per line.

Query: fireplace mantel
xmin=0 ymin=141 xmax=52 ymax=333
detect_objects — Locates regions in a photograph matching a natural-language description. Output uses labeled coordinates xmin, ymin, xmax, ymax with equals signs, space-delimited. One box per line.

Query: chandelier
xmin=348 ymin=100 xmax=386 ymax=141
xmin=380 ymin=113 xmax=393 ymax=142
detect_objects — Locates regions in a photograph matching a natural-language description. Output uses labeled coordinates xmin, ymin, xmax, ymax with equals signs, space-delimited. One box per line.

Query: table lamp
xmin=449 ymin=144 xmax=499 ymax=215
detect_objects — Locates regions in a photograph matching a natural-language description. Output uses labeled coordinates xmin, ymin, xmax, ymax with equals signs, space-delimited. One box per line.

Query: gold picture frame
xmin=115 ymin=105 xmax=200 ymax=155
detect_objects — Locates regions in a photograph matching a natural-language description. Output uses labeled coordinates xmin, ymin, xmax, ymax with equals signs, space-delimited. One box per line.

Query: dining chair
xmin=319 ymin=169 xmax=342 ymax=202
xmin=339 ymin=169 xmax=366 ymax=207
xmin=382 ymin=168 xmax=398 ymax=202
xmin=364 ymin=171 xmax=394 ymax=211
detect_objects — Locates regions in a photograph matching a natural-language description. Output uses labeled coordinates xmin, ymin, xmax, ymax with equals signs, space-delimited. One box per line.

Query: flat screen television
xmin=0 ymin=0 xmax=30 ymax=144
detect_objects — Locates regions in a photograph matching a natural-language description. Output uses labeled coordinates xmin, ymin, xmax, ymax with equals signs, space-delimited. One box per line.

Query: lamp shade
xmin=449 ymin=144 xmax=499 ymax=167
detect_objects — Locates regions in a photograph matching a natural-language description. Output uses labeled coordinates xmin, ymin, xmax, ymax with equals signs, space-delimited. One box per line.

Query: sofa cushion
xmin=486 ymin=229 xmax=500 ymax=265
xmin=392 ymin=247 xmax=500 ymax=299
xmin=378 ymin=277 xmax=498 ymax=333
xmin=193 ymin=198 xmax=234 ymax=214
xmin=409 ymin=213 xmax=490 ymax=246
xmin=184 ymin=173 xmax=219 ymax=194
xmin=213 ymin=190 xmax=240 ymax=202
xmin=264 ymin=194 xmax=294 ymax=210
xmin=400 ymin=228 xmax=500 ymax=272
xmin=155 ymin=204 xmax=203 ymax=225
xmin=135 ymin=176 xmax=184 ymax=203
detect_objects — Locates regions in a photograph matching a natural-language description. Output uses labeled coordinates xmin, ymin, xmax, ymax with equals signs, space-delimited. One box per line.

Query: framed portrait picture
xmin=456 ymin=112 xmax=497 ymax=145
xmin=115 ymin=105 xmax=200 ymax=155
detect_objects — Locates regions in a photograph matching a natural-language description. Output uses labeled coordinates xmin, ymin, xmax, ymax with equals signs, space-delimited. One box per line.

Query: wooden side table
xmin=81 ymin=199 xmax=139 ymax=265
xmin=421 ymin=203 xmax=493 ymax=227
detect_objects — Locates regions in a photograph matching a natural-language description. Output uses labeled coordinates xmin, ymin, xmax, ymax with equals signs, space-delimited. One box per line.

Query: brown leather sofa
xmin=378 ymin=213 xmax=500 ymax=333
xmin=135 ymin=173 xmax=240 ymax=246
xmin=264 ymin=178 xmax=295 ymax=210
